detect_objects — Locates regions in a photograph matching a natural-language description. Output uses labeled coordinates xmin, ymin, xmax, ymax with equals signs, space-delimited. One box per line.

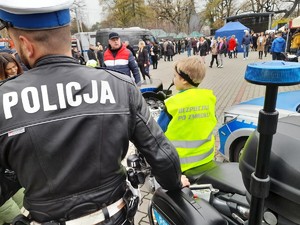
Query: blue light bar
xmin=245 ymin=61 xmax=300 ymax=86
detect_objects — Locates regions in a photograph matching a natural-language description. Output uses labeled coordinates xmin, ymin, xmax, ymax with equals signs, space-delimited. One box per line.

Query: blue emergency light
xmin=245 ymin=60 xmax=300 ymax=86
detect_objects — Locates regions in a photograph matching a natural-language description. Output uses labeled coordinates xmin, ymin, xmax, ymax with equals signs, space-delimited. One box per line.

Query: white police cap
xmin=0 ymin=0 xmax=74 ymax=30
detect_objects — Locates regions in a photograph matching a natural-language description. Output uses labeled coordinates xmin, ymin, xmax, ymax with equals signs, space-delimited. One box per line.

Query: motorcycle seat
xmin=183 ymin=161 xmax=246 ymax=196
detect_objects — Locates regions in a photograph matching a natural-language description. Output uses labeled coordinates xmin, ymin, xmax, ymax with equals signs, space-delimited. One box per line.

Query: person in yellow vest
xmin=157 ymin=56 xmax=217 ymax=172
xmin=290 ymin=28 xmax=300 ymax=56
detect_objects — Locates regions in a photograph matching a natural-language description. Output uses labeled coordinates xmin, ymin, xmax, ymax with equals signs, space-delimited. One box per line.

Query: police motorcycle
xmin=127 ymin=61 xmax=300 ymax=225
xmin=126 ymin=146 xmax=248 ymax=225
xmin=138 ymin=80 xmax=250 ymax=224
xmin=126 ymin=153 xmax=228 ymax=225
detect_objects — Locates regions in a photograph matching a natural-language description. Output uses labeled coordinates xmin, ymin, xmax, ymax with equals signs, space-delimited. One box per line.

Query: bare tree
xmin=98 ymin=0 xmax=150 ymax=27
xmin=202 ymin=0 xmax=237 ymax=29
xmin=70 ymin=0 xmax=88 ymax=32
xmin=237 ymin=0 xmax=300 ymax=18
xmin=147 ymin=0 xmax=197 ymax=33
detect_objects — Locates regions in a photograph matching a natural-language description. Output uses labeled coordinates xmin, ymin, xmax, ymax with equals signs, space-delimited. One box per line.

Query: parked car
xmin=218 ymin=90 xmax=300 ymax=162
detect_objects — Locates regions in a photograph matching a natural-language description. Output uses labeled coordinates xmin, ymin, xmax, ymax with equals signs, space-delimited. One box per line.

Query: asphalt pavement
xmin=130 ymin=51 xmax=300 ymax=225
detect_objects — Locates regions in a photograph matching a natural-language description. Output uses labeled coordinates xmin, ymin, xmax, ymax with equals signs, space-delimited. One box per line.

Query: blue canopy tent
xmin=215 ymin=21 xmax=250 ymax=52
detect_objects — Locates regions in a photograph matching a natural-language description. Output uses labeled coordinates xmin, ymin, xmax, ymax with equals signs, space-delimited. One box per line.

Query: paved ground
xmin=131 ymin=51 xmax=300 ymax=224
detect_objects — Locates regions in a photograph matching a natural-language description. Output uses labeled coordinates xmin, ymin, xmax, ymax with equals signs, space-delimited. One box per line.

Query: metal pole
xmin=74 ymin=7 xmax=81 ymax=33
xmin=268 ymin=14 xmax=272 ymax=30
xmin=248 ymin=85 xmax=279 ymax=225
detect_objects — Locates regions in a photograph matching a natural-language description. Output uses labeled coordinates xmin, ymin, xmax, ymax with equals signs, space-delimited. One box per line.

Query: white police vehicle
xmin=218 ymin=90 xmax=300 ymax=162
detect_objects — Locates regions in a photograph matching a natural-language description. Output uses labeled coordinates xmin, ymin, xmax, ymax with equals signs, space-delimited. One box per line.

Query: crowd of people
xmin=77 ymin=34 xmax=162 ymax=86
xmin=158 ymin=29 xmax=288 ymax=69
xmin=69 ymin=27 xmax=291 ymax=87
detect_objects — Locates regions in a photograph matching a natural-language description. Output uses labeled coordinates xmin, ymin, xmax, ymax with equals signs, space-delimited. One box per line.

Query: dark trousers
xmin=193 ymin=47 xmax=197 ymax=55
xmin=138 ymin=64 xmax=150 ymax=80
xmin=151 ymin=55 xmax=158 ymax=69
xmin=234 ymin=49 xmax=238 ymax=58
xmin=210 ymin=55 xmax=218 ymax=67
xmin=272 ymin=52 xmax=282 ymax=60
xmin=258 ymin=51 xmax=263 ymax=59
xmin=164 ymin=51 xmax=167 ymax=61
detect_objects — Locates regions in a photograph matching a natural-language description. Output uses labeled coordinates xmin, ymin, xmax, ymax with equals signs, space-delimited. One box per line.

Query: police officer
xmin=0 ymin=1 xmax=189 ymax=224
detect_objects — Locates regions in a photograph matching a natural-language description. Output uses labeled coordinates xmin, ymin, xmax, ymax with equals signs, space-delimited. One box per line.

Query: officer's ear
xmin=18 ymin=35 xmax=34 ymax=58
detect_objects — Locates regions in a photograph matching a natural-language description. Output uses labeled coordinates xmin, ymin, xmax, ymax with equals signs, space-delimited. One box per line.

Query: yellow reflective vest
xmin=165 ymin=88 xmax=217 ymax=172
xmin=291 ymin=32 xmax=300 ymax=49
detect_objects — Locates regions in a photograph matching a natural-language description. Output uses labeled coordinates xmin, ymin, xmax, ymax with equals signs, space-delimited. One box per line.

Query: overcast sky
xmin=83 ymin=0 xmax=104 ymax=26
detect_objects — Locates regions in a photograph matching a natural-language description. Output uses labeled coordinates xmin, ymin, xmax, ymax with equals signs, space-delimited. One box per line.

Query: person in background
xmin=0 ymin=1 xmax=189 ymax=225
xmin=198 ymin=36 xmax=209 ymax=64
xmin=217 ymin=38 xmax=226 ymax=68
xmin=290 ymin=28 xmax=300 ymax=56
xmin=209 ymin=39 xmax=219 ymax=68
xmin=157 ymin=56 xmax=217 ymax=172
xmin=234 ymin=37 xmax=239 ymax=58
xmin=257 ymin=32 xmax=266 ymax=59
xmin=227 ymin=35 xmax=236 ymax=59
xmin=0 ymin=48 xmax=28 ymax=71
xmin=177 ymin=40 xmax=181 ymax=55
xmin=242 ymin=30 xmax=253 ymax=60
xmin=104 ymin=32 xmax=141 ymax=86
xmin=96 ymin=41 xmax=104 ymax=67
xmin=271 ymin=31 xmax=286 ymax=60
xmin=71 ymin=46 xmax=85 ymax=65
xmin=124 ymin=40 xmax=135 ymax=59
xmin=87 ymin=44 xmax=97 ymax=61
xmin=150 ymin=42 xmax=159 ymax=69
xmin=186 ymin=37 xmax=192 ymax=57
xmin=180 ymin=39 xmax=185 ymax=53
xmin=163 ymin=39 xmax=169 ymax=61
xmin=137 ymin=40 xmax=151 ymax=84
xmin=192 ymin=37 xmax=198 ymax=55
xmin=222 ymin=36 xmax=228 ymax=57
xmin=0 ymin=53 xmax=23 ymax=80
xmin=252 ymin=33 xmax=258 ymax=51
xmin=265 ymin=33 xmax=273 ymax=57
xmin=166 ymin=40 xmax=175 ymax=61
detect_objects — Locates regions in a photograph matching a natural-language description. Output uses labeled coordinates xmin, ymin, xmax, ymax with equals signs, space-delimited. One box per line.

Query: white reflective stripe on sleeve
xmin=180 ymin=148 xmax=214 ymax=164
xmin=104 ymin=59 xmax=129 ymax=66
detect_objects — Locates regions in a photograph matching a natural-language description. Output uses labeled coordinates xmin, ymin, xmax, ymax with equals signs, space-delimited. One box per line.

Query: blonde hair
xmin=174 ymin=56 xmax=206 ymax=84
xmin=138 ymin=40 xmax=145 ymax=48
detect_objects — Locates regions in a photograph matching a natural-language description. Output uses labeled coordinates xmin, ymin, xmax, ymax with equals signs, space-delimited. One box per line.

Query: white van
xmin=72 ymin=32 xmax=96 ymax=63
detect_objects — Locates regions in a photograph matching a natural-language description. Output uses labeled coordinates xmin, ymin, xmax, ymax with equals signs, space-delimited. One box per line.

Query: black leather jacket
xmin=0 ymin=55 xmax=182 ymax=222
